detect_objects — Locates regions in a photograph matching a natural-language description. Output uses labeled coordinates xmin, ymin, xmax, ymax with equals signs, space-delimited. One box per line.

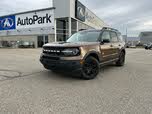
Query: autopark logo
xmin=0 ymin=15 xmax=16 ymax=30
xmin=1 ymin=18 xmax=14 ymax=29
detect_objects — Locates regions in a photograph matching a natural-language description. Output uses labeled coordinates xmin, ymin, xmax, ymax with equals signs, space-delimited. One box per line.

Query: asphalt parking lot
xmin=0 ymin=48 xmax=152 ymax=113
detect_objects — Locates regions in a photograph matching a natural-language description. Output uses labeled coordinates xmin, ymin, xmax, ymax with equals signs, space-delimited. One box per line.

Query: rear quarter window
xmin=110 ymin=32 xmax=118 ymax=42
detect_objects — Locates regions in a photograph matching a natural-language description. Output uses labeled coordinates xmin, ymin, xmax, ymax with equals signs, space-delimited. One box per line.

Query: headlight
xmin=62 ymin=48 xmax=80 ymax=56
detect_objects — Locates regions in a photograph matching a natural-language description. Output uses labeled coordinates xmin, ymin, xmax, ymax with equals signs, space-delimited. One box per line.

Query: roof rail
xmin=102 ymin=27 xmax=118 ymax=32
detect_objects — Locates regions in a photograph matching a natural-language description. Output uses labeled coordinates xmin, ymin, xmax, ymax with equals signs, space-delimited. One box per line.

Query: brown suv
xmin=40 ymin=27 xmax=126 ymax=79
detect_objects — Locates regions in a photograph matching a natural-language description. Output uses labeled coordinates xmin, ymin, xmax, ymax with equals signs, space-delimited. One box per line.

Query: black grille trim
xmin=43 ymin=47 xmax=80 ymax=57
xmin=43 ymin=47 xmax=65 ymax=56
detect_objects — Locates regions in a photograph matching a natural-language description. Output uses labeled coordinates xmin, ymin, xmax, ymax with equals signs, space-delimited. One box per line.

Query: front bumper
xmin=40 ymin=54 xmax=82 ymax=73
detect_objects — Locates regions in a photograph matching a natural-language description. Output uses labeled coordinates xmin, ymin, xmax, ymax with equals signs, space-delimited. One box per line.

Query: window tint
xmin=111 ymin=32 xmax=118 ymax=42
xmin=101 ymin=31 xmax=111 ymax=41
xmin=67 ymin=31 xmax=101 ymax=42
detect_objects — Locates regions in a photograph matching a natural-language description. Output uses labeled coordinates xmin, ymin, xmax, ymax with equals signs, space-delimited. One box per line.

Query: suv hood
xmin=43 ymin=42 xmax=100 ymax=47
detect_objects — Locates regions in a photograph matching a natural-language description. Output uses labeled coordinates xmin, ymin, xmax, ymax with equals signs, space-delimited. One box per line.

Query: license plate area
xmin=42 ymin=55 xmax=60 ymax=61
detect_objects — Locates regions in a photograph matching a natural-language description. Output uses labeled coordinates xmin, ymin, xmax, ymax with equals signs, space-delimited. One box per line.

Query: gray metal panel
xmin=53 ymin=0 xmax=71 ymax=18
xmin=140 ymin=32 xmax=152 ymax=44
xmin=140 ymin=37 xmax=152 ymax=44
xmin=0 ymin=27 xmax=54 ymax=36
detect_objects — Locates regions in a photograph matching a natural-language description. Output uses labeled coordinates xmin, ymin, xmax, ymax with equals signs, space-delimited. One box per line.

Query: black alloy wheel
xmin=82 ymin=57 xmax=100 ymax=80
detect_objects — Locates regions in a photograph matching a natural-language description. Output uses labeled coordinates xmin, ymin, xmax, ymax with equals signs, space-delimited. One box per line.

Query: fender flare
xmin=119 ymin=48 xmax=126 ymax=55
xmin=83 ymin=51 xmax=101 ymax=62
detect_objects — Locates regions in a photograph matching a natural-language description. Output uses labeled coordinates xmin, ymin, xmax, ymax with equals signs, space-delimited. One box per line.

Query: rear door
xmin=110 ymin=31 xmax=120 ymax=59
xmin=100 ymin=30 xmax=114 ymax=62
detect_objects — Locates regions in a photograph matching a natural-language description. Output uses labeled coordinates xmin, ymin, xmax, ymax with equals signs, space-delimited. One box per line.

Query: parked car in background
xmin=130 ymin=46 xmax=136 ymax=48
xmin=144 ymin=43 xmax=152 ymax=50
xmin=125 ymin=42 xmax=131 ymax=48
xmin=18 ymin=41 xmax=34 ymax=48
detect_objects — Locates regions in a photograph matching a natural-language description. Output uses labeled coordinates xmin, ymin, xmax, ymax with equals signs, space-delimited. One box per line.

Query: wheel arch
xmin=83 ymin=51 xmax=101 ymax=62
xmin=120 ymin=48 xmax=126 ymax=55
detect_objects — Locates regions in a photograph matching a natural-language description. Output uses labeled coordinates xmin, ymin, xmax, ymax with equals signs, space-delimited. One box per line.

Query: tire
xmin=145 ymin=47 xmax=148 ymax=50
xmin=81 ymin=57 xmax=100 ymax=80
xmin=116 ymin=52 xmax=125 ymax=66
xmin=43 ymin=65 xmax=51 ymax=70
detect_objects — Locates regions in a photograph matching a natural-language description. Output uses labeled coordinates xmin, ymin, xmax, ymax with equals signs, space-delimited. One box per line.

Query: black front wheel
xmin=81 ymin=57 xmax=100 ymax=80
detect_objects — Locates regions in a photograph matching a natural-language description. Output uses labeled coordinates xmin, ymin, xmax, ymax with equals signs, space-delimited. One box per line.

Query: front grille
xmin=43 ymin=47 xmax=65 ymax=56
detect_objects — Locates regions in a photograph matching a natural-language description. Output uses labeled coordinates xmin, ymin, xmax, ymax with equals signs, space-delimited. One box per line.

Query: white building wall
xmin=0 ymin=8 xmax=55 ymax=37
xmin=0 ymin=0 xmax=108 ymax=48
xmin=139 ymin=32 xmax=152 ymax=44
xmin=53 ymin=0 xmax=71 ymax=18
xmin=0 ymin=27 xmax=54 ymax=36
xmin=84 ymin=8 xmax=107 ymax=29
xmin=53 ymin=0 xmax=107 ymax=29
xmin=140 ymin=37 xmax=152 ymax=44
xmin=70 ymin=0 xmax=76 ymax=18
xmin=0 ymin=34 xmax=55 ymax=48
xmin=0 ymin=35 xmax=38 ymax=48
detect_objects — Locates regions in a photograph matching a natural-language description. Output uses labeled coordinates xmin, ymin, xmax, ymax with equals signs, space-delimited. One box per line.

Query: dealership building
xmin=139 ymin=32 xmax=152 ymax=44
xmin=0 ymin=0 xmax=107 ymax=48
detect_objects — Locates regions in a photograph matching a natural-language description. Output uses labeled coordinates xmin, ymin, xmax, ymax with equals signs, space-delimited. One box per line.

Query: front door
xmin=110 ymin=31 xmax=119 ymax=59
xmin=100 ymin=31 xmax=114 ymax=62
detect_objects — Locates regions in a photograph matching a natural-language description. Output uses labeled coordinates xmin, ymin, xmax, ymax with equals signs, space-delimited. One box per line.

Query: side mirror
xmin=102 ymin=39 xmax=110 ymax=43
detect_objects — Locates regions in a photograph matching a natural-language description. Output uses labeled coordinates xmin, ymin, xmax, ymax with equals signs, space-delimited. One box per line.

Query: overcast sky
xmin=0 ymin=0 xmax=152 ymax=36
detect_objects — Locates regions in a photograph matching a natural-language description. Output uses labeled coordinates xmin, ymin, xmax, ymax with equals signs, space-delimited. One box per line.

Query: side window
xmin=118 ymin=33 xmax=124 ymax=42
xmin=101 ymin=31 xmax=111 ymax=42
xmin=111 ymin=32 xmax=118 ymax=42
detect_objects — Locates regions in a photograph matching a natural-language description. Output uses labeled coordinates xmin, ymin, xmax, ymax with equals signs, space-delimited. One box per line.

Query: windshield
xmin=67 ymin=31 xmax=101 ymax=42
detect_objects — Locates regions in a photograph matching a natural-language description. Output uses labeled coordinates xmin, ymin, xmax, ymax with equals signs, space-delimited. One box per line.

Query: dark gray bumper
xmin=40 ymin=55 xmax=82 ymax=73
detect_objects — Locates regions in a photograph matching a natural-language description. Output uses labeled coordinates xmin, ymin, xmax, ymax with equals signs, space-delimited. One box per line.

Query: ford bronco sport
xmin=40 ymin=27 xmax=126 ymax=80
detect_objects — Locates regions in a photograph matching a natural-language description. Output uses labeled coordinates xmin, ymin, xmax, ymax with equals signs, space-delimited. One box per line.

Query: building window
xmin=37 ymin=35 xmax=48 ymax=48
xmin=56 ymin=18 xmax=69 ymax=41
xmin=71 ymin=18 xmax=77 ymax=35
xmin=78 ymin=21 xmax=94 ymax=31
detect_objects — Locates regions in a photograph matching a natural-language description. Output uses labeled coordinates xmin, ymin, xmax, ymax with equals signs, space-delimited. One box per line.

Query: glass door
xmin=37 ymin=35 xmax=49 ymax=48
